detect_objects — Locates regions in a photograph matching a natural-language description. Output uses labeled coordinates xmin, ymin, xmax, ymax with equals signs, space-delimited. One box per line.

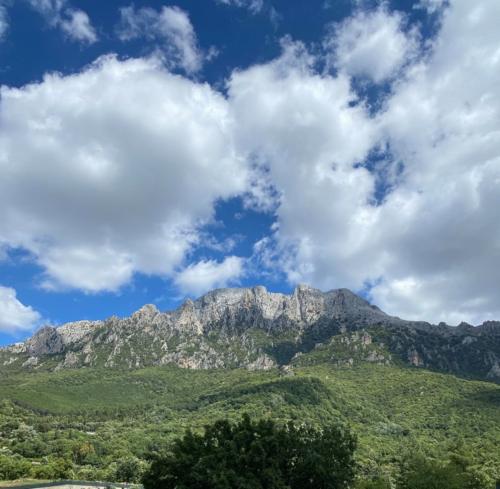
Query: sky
xmin=0 ymin=0 xmax=499 ymax=345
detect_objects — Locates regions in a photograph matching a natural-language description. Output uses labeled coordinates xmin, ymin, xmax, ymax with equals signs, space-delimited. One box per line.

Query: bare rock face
xmin=247 ymin=354 xmax=276 ymax=371
xmin=131 ymin=304 xmax=160 ymax=322
xmin=26 ymin=327 xmax=64 ymax=356
xmin=1 ymin=285 xmax=499 ymax=382
xmin=58 ymin=320 xmax=103 ymax=346
xmin=408 ymin=348 xmax=424 ymax=367
xmin=487 ymin=362 xmax=500 ymax=381
xmin=479 ymin=321 xmax=500 ymax=336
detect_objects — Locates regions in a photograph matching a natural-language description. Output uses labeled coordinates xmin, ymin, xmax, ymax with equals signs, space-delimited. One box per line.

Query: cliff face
xmin=1 ymin=285 xmax=499 ymax=382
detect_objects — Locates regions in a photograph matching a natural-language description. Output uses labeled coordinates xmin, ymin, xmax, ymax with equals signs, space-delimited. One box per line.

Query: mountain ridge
xmin=1 ymin=285 xmax=499 ymax=382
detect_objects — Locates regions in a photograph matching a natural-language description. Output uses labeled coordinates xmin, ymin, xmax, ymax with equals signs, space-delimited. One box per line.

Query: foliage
xmin=396 ymin=455 xmax=489 ymax=489
xmin=0 ymin=362 xmax=498 ymax=483
xmin=114 ymin=457 xmax=144 ymax=483
xmin=0 ymin=456 xmax=31 ymax=481
xmin=355 ymin=478 xmax=391 ymax=489
xmin=143 ymin=414 xmax=356 ymax=489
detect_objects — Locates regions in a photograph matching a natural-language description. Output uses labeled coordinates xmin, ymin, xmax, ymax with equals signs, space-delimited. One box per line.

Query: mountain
xmin=0 ymin=285 xmax=499 ymax=484
xmin=1 ymin=285 xmax=499 ymax=382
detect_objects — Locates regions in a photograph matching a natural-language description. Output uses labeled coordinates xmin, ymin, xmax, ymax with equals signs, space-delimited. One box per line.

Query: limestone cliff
xmin=1 ymin=285 xmax=498 ymax=382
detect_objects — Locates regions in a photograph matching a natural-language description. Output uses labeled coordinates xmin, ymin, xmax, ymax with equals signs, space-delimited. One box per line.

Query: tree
xmin=0 ymin=455 xmax=31 ymax=480
xmin=396 ymin=456 xmax=488 ymax=489
xmin=115 ymin=457 xmax=144 ymax=483
xmin=143 ymin=414 xmax=356 ymax=489
xmin=355 ymin=478 xmax=391 ymax=489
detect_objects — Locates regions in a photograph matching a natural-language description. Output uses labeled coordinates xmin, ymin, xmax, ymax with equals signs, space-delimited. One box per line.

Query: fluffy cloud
xmin=27 ymin=0 xmax=97 ymax=44
xmin=59 ymin=9 xmax=98 ymax=44
xmin=326 ymin=4 xmax=419 ymax=83
xmin=174 ymin=256 xmax=244 ymax=296
xmin=0 ymin=286 xmax=41 ymax=334
xmin=229 ymin=39 xmax=380 ymax=288
xmin=117 ymin=5 xmax=205 ymax=74
xmin=2 ymin=0 xmax=499 ymax=326
xmin=230 ymin=0 xmax=500 ymax=325
xmin=0 ymin=55 xmax=247 ymax=292
xmin=369 ymin=0 xmax=500 ymax=323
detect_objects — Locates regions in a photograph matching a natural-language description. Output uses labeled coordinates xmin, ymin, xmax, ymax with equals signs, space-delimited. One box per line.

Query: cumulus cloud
xmin=27 ymin=0 xmax=97 ymax=44
xmin=229 ymin=0 xmax=500 ymax=325
xmin=1 ymin=0 xmax=499 ymax=327
xmin=369 ymin=0 xmax=500 ymax=324
xmin=0 ymin=286 xmax=41 ymax=334
xmin=229 ymin=38 xmax=380 ymax=288
xmin=117 ymin=5 xmax=205 ymax=74
xmin=326 ymin=3 xmax=419 ymax=83
xmin=174 ymin=256 xmax=244 ymax=296
xmin=0 ymin=55 xmax=247 ymax=293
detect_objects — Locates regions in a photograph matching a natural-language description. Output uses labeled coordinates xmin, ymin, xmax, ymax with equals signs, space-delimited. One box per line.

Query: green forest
xmin=0 ymin=363 xmax=499 ymax=487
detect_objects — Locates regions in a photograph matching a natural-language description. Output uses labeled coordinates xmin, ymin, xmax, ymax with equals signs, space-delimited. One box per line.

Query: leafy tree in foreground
xmin=142 ymin=414 xmax=356 ymax=489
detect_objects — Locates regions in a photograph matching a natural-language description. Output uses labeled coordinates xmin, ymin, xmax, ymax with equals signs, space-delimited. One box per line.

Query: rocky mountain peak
xmin=132 ymin=304 xmax=160 ymax=321
xmin=1 ymin=285 xmax=498 ymax=383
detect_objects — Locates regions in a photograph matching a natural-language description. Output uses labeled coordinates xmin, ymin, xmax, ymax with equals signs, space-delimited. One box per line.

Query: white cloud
xmin=229 ymin=0 xmax=500 ymax=325
xmin=27 ymin=0 xmax=97 ymax=44
xmin=0 ymin=286 xmax=41 ymax=334
xmin=414 ymin=0 xmax=448 ymax=14
xmin=174 ymin=256 xmax=245 ymax=296
xmin=117 ymin=5 xmax=204 ymax=74
xmin=215 ymin=0 xmax=264 ymax=14
xmin=0 ymin=55 xmax=247 ymax=293
xmin=1 ymin=0 xmax=499 ymax=327
xmin=59 ymin=8 xmax=98 ymax=44
xmin=0 ymin=4 xmax=8 ymax=41
xmin=326 ymin=4 xmax=419 ymax=83
xmin=229 ymin=38 xmax=380 ymax=288
xmin=368 ymin=0 xmax=500 ymax=324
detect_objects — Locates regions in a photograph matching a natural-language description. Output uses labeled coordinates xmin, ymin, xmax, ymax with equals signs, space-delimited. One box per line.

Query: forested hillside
xmin=0 ymin=363 xmax=498 ymax=485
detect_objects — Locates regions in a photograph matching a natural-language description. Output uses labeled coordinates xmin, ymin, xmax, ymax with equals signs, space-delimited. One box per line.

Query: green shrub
xmin=396 ymin=456 xmax=488 ymax=489
xmin=115 ymin=457 xmax=144 ymax=483
xmin=0 ymin=455 xmax=31 ymax=480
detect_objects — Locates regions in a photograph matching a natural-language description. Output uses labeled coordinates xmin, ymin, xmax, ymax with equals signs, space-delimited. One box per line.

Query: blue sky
xmin=0 ymin=0 xmax=499 ymax=345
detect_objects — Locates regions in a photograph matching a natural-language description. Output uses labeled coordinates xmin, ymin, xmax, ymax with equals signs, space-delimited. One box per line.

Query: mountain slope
xmin=0 ymin=364 xmax=498 ymax=483
xmin=0 ymin=286 xmax=499 ymax=483
xmin=1 ymin=285 xmax=499 ymax=382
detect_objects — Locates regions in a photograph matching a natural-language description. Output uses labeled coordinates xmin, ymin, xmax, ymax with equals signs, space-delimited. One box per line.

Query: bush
xmin=0 ymin=455 xmax=31 ymax=480
xmin=115 ymin=457 xmax=144 ymax=483
xmin=30 ymin=457 xmax=73 ymax=480
xmin=356 ymin=478 xmax=391 ymax=489
xmin=143 ymin=414 xmax=356 ymax=489
xmin=396 ymin=456 xmax=488 ymax=489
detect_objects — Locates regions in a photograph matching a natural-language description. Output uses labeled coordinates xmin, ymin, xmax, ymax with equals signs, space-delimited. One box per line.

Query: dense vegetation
xmin=0 ymin=363 xmax=499 ymax=486
xmin=143 ymin=416 xmax=491 ymax=489
xmin=143 ymin=414 xmax=356 ymax=489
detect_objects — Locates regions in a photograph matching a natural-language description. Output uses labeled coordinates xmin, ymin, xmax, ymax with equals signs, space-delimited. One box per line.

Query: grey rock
xmin=1 ymin=285 xmax=498 ymax=383
xmin=26 ymin=327 xmax=64 ymax=356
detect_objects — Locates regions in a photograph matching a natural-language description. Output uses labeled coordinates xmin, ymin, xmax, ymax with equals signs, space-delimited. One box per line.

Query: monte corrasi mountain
xmin=2 ymin=285 xmax=499 ymax=383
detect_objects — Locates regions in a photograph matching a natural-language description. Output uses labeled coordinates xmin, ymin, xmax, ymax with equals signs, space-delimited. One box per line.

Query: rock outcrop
xmin=0 ymin=285 xmax=498 ymax=382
